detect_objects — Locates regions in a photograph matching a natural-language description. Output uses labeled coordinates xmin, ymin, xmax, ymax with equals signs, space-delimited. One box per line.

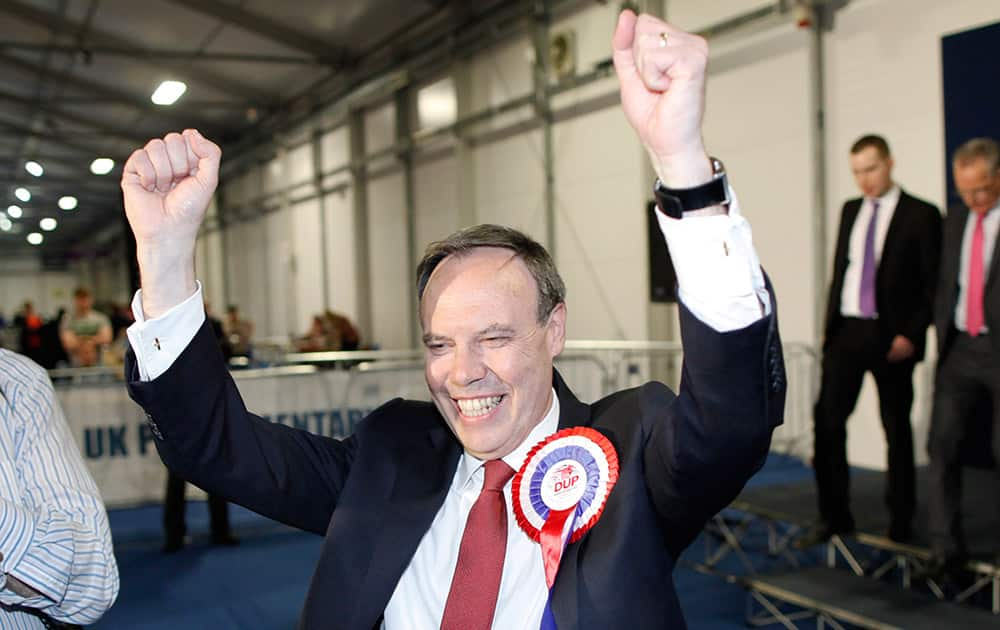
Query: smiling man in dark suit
xmin=119 ymin=11 xmax=785 ymax=630
xmin=922 ymin=137 xmax=1000 ymax=579
xmin=798 ymin=135 xmax=942 ymax=548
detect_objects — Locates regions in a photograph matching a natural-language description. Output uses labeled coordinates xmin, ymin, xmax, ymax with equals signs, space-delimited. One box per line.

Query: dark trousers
xmin=927 ymin=333 xmax=1000 ymax=555
xmin=813 ymin=318 xmax=917 ymax=531
xmin=164 ymin=471 xmax=232 ymax=544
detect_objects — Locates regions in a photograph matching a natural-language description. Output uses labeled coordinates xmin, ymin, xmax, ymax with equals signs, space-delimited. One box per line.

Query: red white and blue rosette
xmin=512 ymin=427 xmax=619 ymax=601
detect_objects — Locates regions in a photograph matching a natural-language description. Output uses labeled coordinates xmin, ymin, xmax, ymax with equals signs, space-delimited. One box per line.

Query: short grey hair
xmin=953 ymin=137 xmax=1000 ymax=172
xmin=415 ymin=224 xmax=566 ymax=324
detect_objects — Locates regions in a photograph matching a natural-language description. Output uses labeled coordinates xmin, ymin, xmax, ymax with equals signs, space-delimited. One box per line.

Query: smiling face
xmin=420 ymin=247 xmax=566 ymax=460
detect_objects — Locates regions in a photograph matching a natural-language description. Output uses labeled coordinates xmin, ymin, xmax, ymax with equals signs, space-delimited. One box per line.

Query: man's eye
xmin=482 ymin=336 xmax=510 ymax=346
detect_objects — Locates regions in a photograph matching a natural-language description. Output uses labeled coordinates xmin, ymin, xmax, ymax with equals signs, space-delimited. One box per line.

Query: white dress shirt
xmin=0 ymin=350 xmax=119 ymax=628
xmin=382 ymin=392 xmax=559 ymax=629
xmin=839 ymin=186 xmax=901 ymax=318
xmin=954 ymin=202 xmax=1000 ymax=333
xmin=126 ymin=187 xmax=770 ymax=628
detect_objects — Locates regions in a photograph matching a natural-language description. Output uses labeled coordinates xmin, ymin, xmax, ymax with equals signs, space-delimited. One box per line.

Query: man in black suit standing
xmin=922 ymin=137 xmax=1000 ymax=578
xmin=798 ymin=135 xmax=941 ymax=547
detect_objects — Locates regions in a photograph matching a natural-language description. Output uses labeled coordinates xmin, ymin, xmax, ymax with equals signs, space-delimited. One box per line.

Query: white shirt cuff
xmin=126 ymin=282 xmax=206 ymax=381
xmin=656 ymin=188 xmax=771 ymax=332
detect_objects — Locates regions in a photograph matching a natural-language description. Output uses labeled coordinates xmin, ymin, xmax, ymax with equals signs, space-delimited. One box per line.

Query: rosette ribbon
xmin=512 ymin=427 xmax=619 ymax=630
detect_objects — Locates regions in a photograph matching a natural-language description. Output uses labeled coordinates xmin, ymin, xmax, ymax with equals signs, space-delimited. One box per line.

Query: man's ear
xmin=545 ymin=303 xmax=567 ymax=357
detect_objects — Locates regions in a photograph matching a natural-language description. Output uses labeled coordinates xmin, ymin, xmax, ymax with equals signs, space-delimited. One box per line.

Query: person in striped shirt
xmin=0 ymin=349 xmax=119 ymax=627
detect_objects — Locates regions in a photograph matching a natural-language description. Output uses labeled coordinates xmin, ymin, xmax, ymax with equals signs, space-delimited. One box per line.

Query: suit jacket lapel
xmin=554 ymin=369 xmax=593 ymax=430
xmin=550 ymin=369 xmax=595 ymax=630
xmin=878 ymin=191 xmax=907 ymax=276
xmin=354 ymin=420 xmax=461 ymax=627
xmin=987 ymin=209 xmax=1000 ymax=289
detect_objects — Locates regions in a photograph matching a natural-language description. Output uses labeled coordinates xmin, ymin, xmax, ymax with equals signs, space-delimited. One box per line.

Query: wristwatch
xmin=653 ymin=157 xmax=730 ymax=218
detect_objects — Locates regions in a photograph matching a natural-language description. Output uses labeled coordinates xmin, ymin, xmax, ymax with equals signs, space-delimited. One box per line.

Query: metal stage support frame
xmin=694 ymin=500 xmax=1000 ymax=625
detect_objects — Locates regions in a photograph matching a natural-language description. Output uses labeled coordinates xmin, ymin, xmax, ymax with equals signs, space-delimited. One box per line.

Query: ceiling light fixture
xmin=151 ymin=80 xmax=187 ymax=106
xmin=25 ymin=161 xmax=44 ymax=177
xmin=58 ymin=196 xmax=78 ymax=211
xmin=90 ymin=158 xmax=115 ymax=175
xmin=14 ymin=188 xmax=30 ymax=202
xmin=26 ymin=232 xmax=43 ymax=245
xmin=0 ymin=216 xmax=10 ymax=232
xmin=39 ymin=218 xmax=57 ymax=231
xmin=7 ymin=205 xmax=22 ymax=219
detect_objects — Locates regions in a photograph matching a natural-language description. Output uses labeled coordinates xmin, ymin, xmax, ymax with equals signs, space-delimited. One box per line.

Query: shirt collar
xmin=868 ymin=185 xmax=900 ymax=209
xmin=455 ymin=389 xmax=561 ymax=492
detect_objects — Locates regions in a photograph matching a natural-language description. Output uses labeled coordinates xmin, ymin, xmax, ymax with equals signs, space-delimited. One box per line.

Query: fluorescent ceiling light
xmin=0 ymin=216 xmax=10 ymax=232
xmin=7 ymin=205 xmax=22 ymax=219
xmin=25 ymin=161 xmax=43 ymax=177
xmin=90 ymin=158 xmax=115 ymax=175
xmin=39 ymin=217 xmax=57 ymax=231
xmin=14 ymin=188 xmax=30 ymax=202
xmin=59 ymin=196 xmax=78 ymax=211
xmin=151 ymin=80 xmax=187 ymax=105
xmin=26 ymin=232 xmax=43 ymax=245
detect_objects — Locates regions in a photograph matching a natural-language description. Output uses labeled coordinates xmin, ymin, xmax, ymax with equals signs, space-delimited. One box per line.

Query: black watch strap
xmin=653 ymin=158 xmax=730 ymax=219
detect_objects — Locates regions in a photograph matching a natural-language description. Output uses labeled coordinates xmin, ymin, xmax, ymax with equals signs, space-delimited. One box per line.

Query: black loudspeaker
xmin=647 ymin=200 xmax=677 ymax=303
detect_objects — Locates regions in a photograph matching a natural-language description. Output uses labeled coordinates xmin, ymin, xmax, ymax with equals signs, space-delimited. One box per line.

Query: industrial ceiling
xmin=0 ymin=0 xmax=534 ymax=263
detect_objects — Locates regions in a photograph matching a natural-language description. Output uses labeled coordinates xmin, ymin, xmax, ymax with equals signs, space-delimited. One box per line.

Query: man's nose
xmin=450 ymin=345 xmax=486 ymax=386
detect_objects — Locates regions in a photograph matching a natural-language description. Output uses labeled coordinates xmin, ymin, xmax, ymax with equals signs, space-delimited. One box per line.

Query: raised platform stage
xmin=695 ymin=462 xmax=999 ymax=628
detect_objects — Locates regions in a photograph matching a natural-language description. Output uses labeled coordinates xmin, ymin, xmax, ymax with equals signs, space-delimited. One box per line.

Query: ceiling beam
xmin=166 ymin=0 xmax=354 ymax=66
xmin=0 ymin=117 xmax=125 ymax=158
xmin=0 ymin=168 xmax=120 ymax=186
xmin=0 ymin=52 xmax=220 ymax=130
xmin=0 ymin=0 xmax=272 ymax=103
xmin=0 ymin=41 xmax=320 ymax=65
xmin=0 ymin=88 xmax=146 ymax=144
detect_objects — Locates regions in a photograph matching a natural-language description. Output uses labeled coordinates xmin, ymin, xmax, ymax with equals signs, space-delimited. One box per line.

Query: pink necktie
xmin=967 ymin=213 xmax=986 ymax=336
xmin=440 ymin=460 xmax=516 ymax=630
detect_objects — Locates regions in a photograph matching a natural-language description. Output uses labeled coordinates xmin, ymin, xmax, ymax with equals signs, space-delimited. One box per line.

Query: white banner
xmin=54 ymin=357 xmax=607 ymax=508
xmin=54 ymin=366 xmax=431 ymax=508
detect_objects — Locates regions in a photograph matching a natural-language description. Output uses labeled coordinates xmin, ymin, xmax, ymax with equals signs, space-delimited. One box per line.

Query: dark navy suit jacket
xmin=126 ymin=296 xmax=785 ymax=629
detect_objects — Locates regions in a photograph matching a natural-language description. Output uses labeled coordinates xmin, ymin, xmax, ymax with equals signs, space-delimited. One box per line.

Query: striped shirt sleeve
xmin=0 ymin=351 xmax=119 ymax=624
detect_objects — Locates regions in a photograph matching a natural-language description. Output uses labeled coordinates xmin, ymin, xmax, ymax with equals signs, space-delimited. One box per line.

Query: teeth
xmin=457 ymin=396 xmax=503 ymax=417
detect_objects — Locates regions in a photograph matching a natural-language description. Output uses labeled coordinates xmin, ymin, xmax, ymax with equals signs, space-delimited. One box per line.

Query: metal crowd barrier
xmin=275 ymin=339 xmax=819 ymax=461
xmin=46 ymin=340 xmax=817 ymax=459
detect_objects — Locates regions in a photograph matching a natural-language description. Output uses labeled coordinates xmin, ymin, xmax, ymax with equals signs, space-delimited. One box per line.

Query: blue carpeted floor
xmin=94 ymin=453 xmax=813 ymax=629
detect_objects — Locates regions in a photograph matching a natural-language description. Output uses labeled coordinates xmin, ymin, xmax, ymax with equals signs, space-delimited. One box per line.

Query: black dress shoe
xmin=793 ymin=523 xmax=853 ymax=550
xmin=162 ymin=538 xmax=185 ymax=554
xmin=211 ymin=534 xmax=240 ymax=547
xmin=913 ymin=551 xmax=965 ymax=582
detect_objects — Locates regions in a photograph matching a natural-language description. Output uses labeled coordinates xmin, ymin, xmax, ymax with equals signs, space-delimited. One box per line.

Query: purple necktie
xmin=859 ymin=200 xmax=880 ymax=318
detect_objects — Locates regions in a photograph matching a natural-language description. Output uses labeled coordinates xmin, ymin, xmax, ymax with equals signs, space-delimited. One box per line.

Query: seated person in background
xmin=14 ymin=302 xmax=44 ymax=364
xmin=0 ymin=348 xmax=119 ymax=626
xmin=295 ymin=315 xmax=330 ymax=352
xmin=324 ymin=310 xmax=360 ymax=351
xmin=59 ymin=288 xmax=113 ymax=367
xmin=222 ymin=304 xmax=253 ymax=357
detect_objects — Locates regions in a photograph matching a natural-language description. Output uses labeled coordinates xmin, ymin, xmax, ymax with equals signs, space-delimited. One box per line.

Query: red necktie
xmin=440 ymin=460 xmax=516 ymax=630
xmin=967 ymin=213 xmax=986 ymax=336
